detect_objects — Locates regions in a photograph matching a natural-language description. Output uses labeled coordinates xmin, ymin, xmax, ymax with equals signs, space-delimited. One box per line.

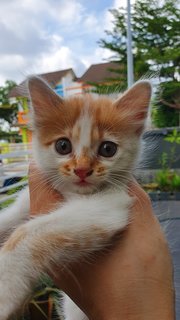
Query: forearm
xmin=57 ymin=235 xmax=175 ymax=320
xmin=59 ymin=274 xmax=175 ymax=320
xmin=92 ymin=303 xmax=175 ymax=320
xmin=77 ymin=279 xmax=175 ymax=320
xmin=92 ymin=288 xmax=175 ymax=320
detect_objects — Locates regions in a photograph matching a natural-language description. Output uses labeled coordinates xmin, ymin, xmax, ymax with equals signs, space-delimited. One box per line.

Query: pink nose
xmin=74 ymin=168 xmax=93 ymax=180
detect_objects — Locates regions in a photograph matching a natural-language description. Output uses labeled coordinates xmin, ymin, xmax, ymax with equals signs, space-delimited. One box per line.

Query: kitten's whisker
xmin=107 ymin=178 xmax=146 ymax=215
xmin=109 ymin=174 xmax=133 ymax=186
xmin=106 ymin=178 xmax=126 ymax=191
xmin=125 ymin=185 xmax=147 ymax=213
xmin=110 ymin=173 xmax=132 ymax=182
xmin=31 ymin=183 xmax=55 ymax=196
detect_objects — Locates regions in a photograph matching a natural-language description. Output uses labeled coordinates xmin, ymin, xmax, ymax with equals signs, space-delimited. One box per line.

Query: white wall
xmin=60 ymin=72 xmax=83 ymax=97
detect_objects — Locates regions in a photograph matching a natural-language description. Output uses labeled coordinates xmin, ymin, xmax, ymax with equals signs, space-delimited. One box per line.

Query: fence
xmin=0 ymin=143 xmax=31 ymax=205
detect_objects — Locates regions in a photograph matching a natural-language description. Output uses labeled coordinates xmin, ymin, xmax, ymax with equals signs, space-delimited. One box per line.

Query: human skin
xmin=29 ymin=164 xmax=175 ymax=320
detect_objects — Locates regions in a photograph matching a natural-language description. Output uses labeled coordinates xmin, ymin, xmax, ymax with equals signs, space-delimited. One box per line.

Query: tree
xmin=99 ymin=0 xmax=180 ymax=126
xmin=100 ymin=0 xmax=179 ymax=81
xmin=0 ymin=80 xmax=18 ymax=125
xmin=152 ymin=81 xmax=180 ymax=127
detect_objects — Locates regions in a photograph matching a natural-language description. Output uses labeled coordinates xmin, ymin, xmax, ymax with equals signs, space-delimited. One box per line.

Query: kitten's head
xmin=28 ymin=77 xmax=151 ymax=195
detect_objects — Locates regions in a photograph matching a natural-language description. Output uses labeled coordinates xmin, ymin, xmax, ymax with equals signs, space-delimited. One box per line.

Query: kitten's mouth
xmin=74 ymin=179 xmax=92 ymax=187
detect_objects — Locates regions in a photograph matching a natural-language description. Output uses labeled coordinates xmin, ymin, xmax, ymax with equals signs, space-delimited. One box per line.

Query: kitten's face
xmin=29 ymin=78 xmax=151 ymax=195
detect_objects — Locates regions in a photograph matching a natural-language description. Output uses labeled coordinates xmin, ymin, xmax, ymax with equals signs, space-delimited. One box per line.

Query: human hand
xmin=29 ymin=163 xmax=175 ymax=320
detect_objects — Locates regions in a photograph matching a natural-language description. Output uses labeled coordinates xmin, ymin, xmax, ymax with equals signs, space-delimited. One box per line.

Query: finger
xmin=126 ymin=180 xmax=157 ymax=233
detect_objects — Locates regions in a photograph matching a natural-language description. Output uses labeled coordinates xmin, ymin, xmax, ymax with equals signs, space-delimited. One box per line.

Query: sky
xmin=0 ymin=0 xmax=129 ymax=85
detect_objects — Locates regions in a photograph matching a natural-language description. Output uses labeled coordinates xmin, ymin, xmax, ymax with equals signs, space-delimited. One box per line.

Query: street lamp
xmin=127 ymin=0 xmax=134 ymax=88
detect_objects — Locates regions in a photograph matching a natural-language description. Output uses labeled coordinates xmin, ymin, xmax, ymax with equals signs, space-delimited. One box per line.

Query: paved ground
xmin=153 ymin=201 xmax=180 ymax=317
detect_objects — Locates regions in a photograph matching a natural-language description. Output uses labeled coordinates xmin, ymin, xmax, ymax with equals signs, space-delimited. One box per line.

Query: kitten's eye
xmin=55 ymin=138 xmax=72 ymax=155
xmin=98 ymin=141 xmax=117 ymax=158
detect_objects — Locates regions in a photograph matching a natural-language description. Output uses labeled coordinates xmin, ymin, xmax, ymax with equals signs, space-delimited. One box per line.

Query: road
xmin=153 ymin=201 xmax=180 ymax=317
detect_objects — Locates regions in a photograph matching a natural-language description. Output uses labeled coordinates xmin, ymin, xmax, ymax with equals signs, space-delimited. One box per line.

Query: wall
xmin=55 ymin=72 xmax=83 ymax=97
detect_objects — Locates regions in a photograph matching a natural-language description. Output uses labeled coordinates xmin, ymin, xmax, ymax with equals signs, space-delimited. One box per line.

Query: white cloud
xmin=81 ymin=47 xmax=112 ymax=69
xmin=0 ymin=0 xmax=121 ymax=85
xmin=83 ymin=14 xmax=101 ymax=34
xmin=51 ymin=0 xmax=84 ymax=25
xmin=36 ymin=46 xmax=80 ymax=74
xmin=113 ymin=0 xmax=127 ymax=8
xmin=0 ymin=54 xmax=27 ymax=83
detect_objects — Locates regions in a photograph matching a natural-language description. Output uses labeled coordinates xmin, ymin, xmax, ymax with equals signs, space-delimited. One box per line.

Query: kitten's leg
xmin=62 ymin=294 xmax=88 ymax=320
xmin=0 ymin=187 xmax=30 ymax=244
xmin=0 ymin=190 xmax=131 ymax=319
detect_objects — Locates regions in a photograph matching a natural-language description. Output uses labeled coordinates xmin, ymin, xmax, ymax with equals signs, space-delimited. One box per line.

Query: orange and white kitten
xmin=0 ymin=78 xmax=151 ymax=320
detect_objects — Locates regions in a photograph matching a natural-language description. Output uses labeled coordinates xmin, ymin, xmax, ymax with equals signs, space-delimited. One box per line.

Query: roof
xmin=9 ymin=68 xmax=76 ymax=98
xmin=39 ymin=68 xmax=76 ymax=86
xmin=77 ymin=62 xmax=121 ymax=84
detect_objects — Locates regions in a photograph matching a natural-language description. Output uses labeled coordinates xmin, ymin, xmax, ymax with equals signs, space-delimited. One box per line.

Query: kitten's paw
xmin=0 ymin=283 xmax=26 ymax=319
xmin=0 ymin=253 xmax=29 ymax=319
xmin=97 ymin=190 xmax=131 ymax=231
xmin=0 ymin=279 xmax=22 ymax=319
xmin=0 ymin=303 xmax=17 ymax=320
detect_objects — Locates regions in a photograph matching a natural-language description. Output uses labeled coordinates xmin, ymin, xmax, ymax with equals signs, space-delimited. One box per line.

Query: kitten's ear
xmin=114 ymin=81 xmax=152 ymax=134
xmin=28 ymin=76 xmax=64 ymax=117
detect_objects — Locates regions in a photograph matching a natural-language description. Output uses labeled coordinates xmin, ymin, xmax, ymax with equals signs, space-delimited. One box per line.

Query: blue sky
xmin=0 ymin=0 xmax=128 ymax=85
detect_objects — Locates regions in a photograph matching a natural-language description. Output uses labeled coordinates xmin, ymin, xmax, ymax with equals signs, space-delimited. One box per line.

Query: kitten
xmin=0 ymin=77 xmax=151 ymax=320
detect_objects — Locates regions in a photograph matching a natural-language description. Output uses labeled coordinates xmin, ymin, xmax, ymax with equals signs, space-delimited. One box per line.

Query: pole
xmin=127 ymin=0 xmax=134 ymax=88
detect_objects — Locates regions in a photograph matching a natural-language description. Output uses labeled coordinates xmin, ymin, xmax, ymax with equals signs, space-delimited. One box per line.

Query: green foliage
xmin=154 ymin=130 xmax=180 ymax=192
xmin=152 ymin=81 xmax=180 ymax=128
xmin=157 ymin=130 xmax=180 ymax=170
xmin=8 ymin=177 xmax=28 ymax=195
xmin=159 ymin=152 xmax=168 ymax=170
xmin=0 ymin=130 xmax=21 ymax=143
xmin=164 ymin=129 xmax=180 ymax=144
xmin=155 ymin=169 xmax=170 ymax=191
xmin=99 ymin=0 xmax=180 ymax=127
xmin=155 ymin=170 xmax=180 ymax=192
xmin=91 ymin=81 xmax=126 ymax=95
xmin=163 ymin=129 xmax=180 ymax=168
xmin=0 ymin=80 xmax=18 ymax=125
xmin=152 ymin=104 xmax=179 ymax=128
xmin=170 ymin=173 xmax=180 ymax=191
xmin=100 ymin=0 xmax=179 ymax=85
xmin=19 ymin=275 xmax=61 ymax=320
xmin=0 ymin=198 xmax=14 ymax=210
xmin=0 ymin=177 xmax=28 ymax=210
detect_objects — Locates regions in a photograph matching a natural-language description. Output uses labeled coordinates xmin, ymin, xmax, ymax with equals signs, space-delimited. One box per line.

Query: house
xmin=9 ymin=62 xmax=122 ymax=142
xmin=9 ymin=62 xmax=121 ymax=100
xmin=9 ymin=68 xmax=82 ymax=142
xmin=9 ymin=68 xmax=80 ymax=99
xmin=77 ymin=62 xmax=121 ymax=93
